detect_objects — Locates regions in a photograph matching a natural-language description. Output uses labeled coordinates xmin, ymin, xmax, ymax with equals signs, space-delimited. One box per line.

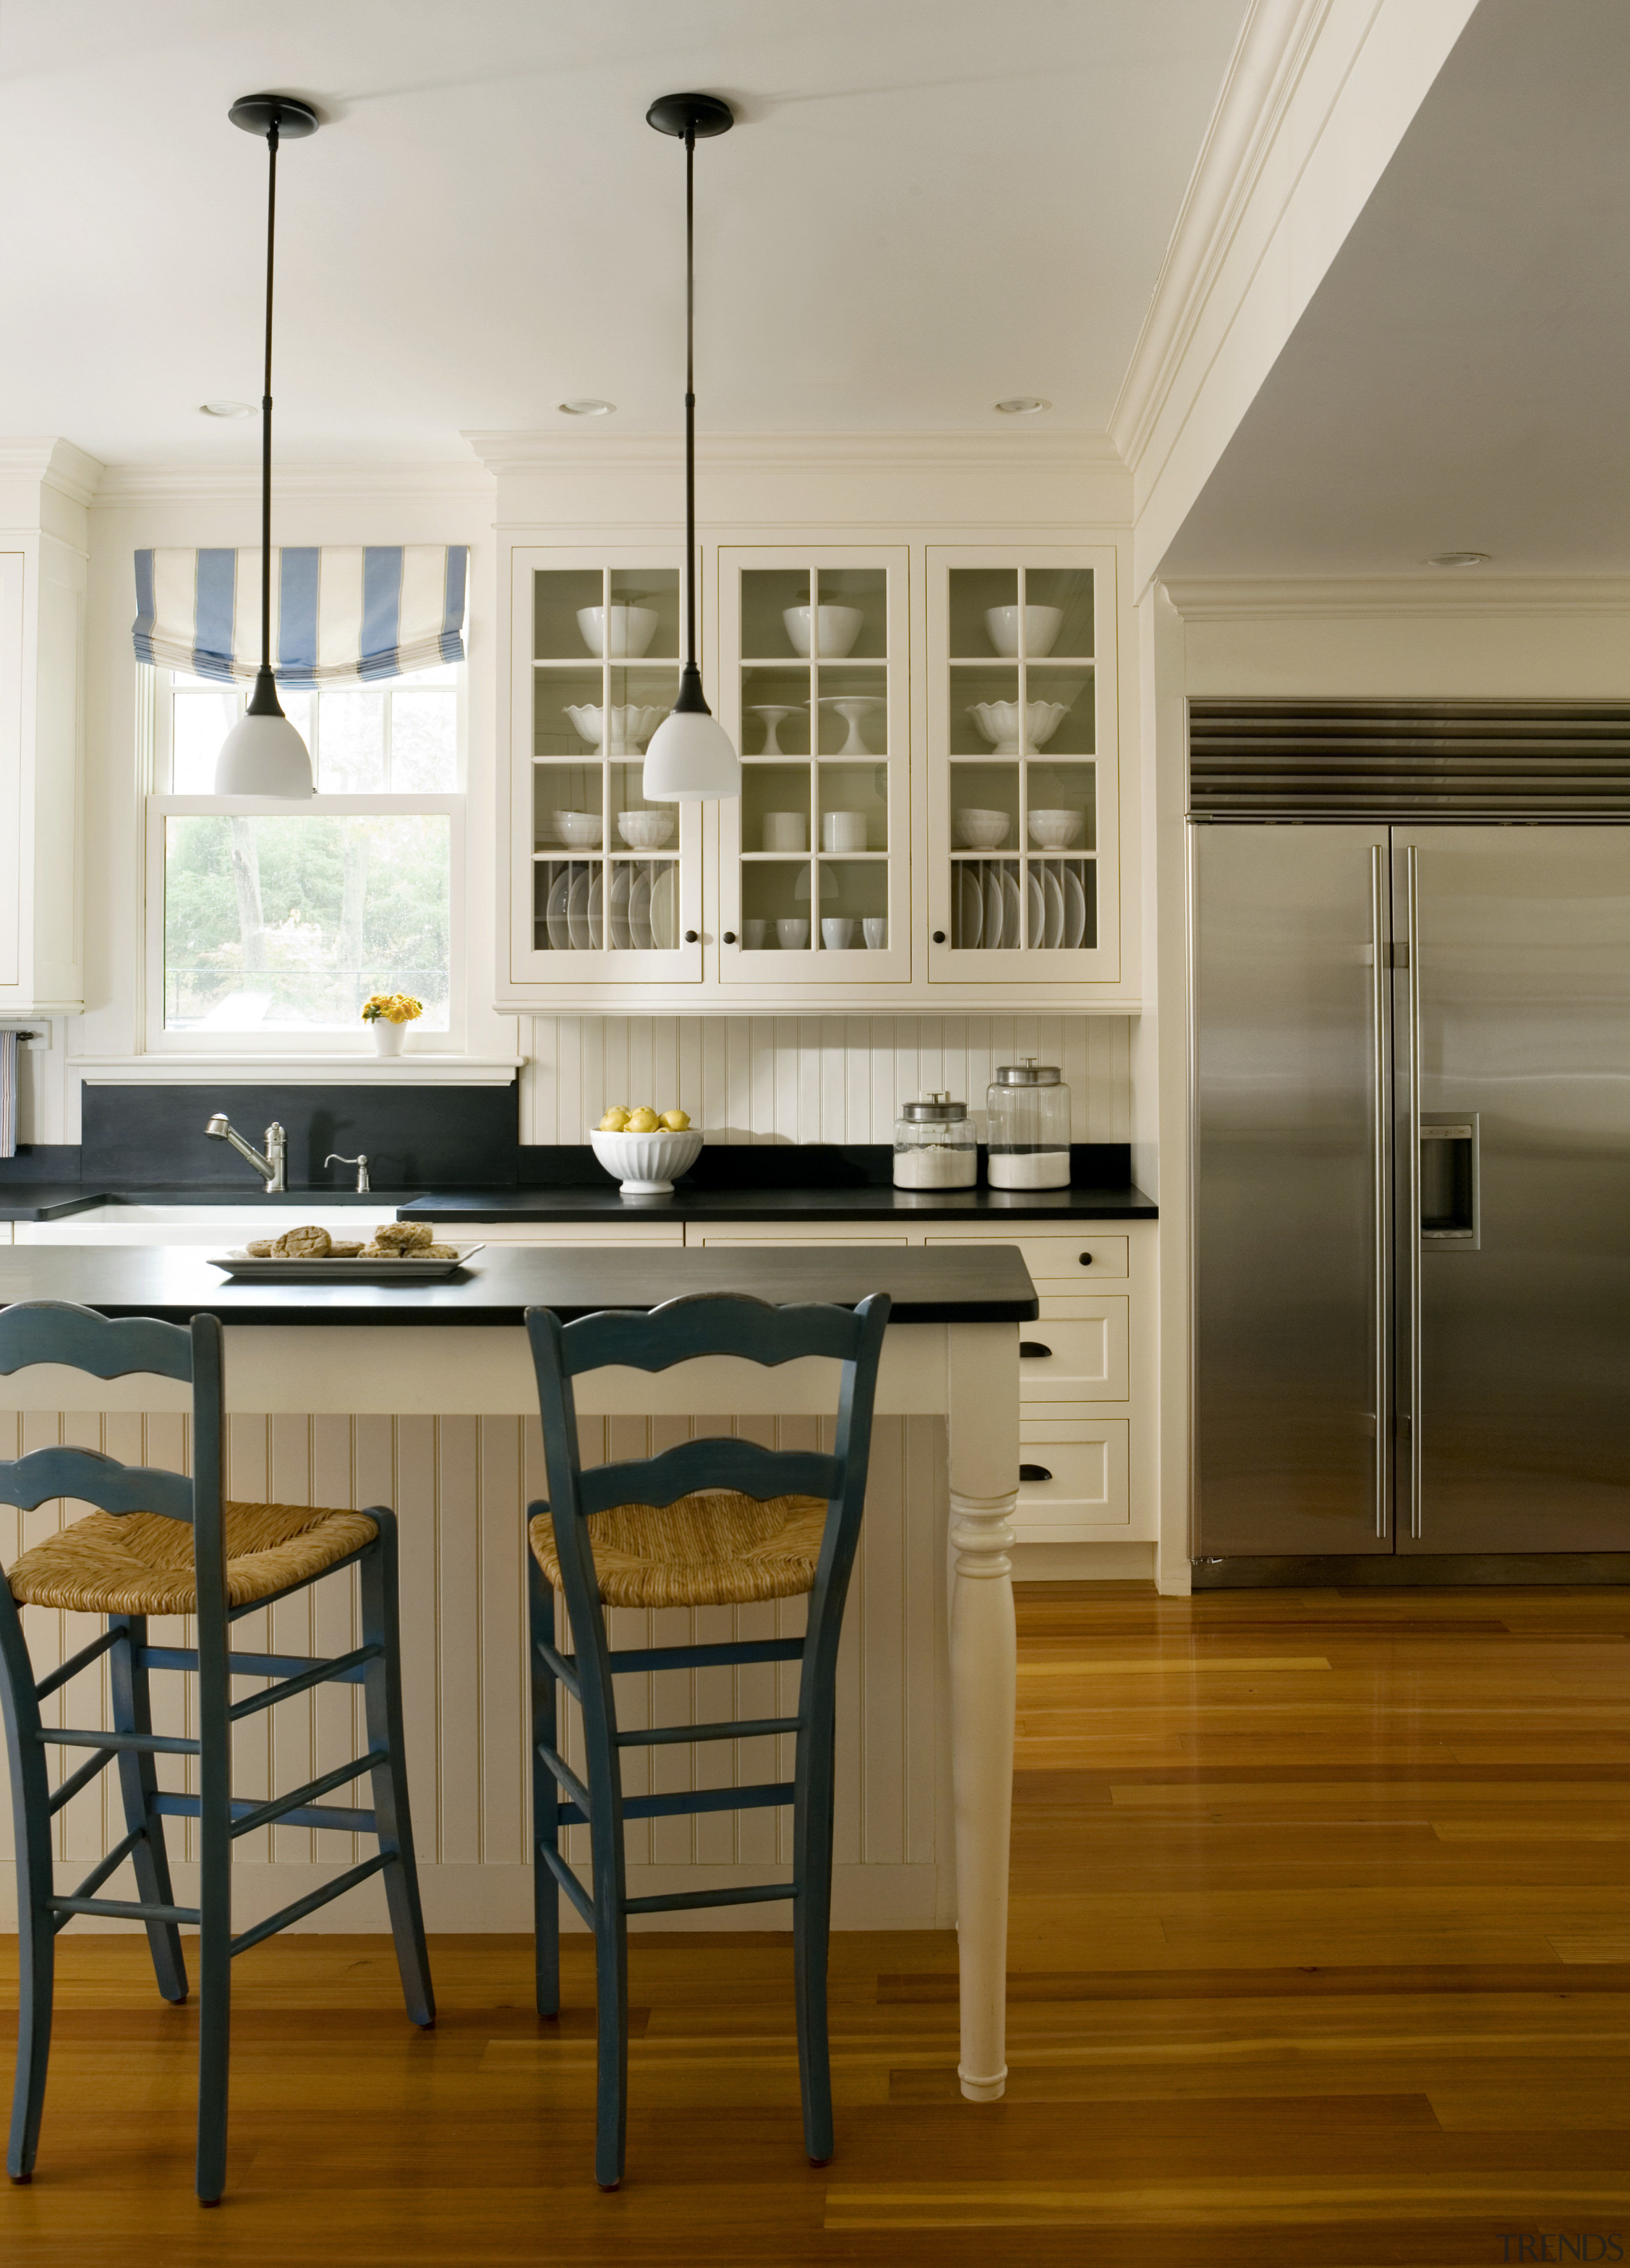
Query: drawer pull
xmin=1078 ymin=1251 xmax=1095 ymax=1266
xmin=1019 ymin=1341 xmax=1052 ymax=1360
xmin=1019 ymin=1463 xmax=1052 ymax=1484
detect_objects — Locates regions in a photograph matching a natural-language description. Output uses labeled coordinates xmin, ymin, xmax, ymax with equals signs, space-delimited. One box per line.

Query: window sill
xmin=72 ymin=1055 xmax=525 ymax=1086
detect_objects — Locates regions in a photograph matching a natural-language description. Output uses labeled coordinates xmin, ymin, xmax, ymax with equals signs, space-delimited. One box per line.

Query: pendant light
xmin=215 ymin=93 xmax=320 ymax=796
xmin=641 ymin=94 xmax=741 ymax=803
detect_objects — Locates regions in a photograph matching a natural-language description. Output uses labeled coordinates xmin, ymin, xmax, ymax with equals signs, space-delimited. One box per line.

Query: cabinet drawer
xmin=685 ymin=1227 xmax=911 ymax=1247
xmin=1014 ymin=1419 xmax=1129 ymax=1530
xmin=1018 ymin=1297 xmax=1127 ymax=1401
xmin=426 ymin=1221 xmax=684 ymax=1246
xmin=923 ymin=1232 xmax=1128 ymax=1281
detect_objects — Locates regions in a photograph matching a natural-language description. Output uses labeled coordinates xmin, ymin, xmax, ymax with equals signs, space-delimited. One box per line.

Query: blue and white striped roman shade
xmin=132 ymin=546 xmax=467 ymax=685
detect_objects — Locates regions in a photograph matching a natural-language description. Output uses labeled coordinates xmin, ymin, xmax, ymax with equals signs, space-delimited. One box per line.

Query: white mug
xmin=821 ymin=917 xmax=856 ymax=950
xmin=742 ymin=919 xmax=768 ymax=949
xmin=776 ymin=919 xmax=810 ymax=950
xmin=821 ymin=810 xmax=867 ymax=853
xmin=762 ymin=811 xmax=807 ymax=852
xmin=863 ymin=917 xmax=888 ymax=949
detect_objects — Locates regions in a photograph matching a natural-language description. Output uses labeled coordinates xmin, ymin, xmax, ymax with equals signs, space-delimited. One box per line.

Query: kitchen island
xmin=0 ymin=1239 xmax=1035 ymax=2104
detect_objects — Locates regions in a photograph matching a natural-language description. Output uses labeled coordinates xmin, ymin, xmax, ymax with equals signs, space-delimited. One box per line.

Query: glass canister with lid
xmin=893 ymin=1092 xmax=978 ymax=1189
xmin=986 ymin=1057 xmax=1072 ymax=1188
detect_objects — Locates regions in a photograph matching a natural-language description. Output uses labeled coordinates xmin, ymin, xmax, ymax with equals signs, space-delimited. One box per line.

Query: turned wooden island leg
xmin=946 ymin=1320 xmax=1020 ymax=2103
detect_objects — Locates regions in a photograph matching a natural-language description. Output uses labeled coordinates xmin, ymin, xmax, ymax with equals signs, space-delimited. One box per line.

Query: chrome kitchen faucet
xmin=204 ymin=1113 xmax=287 ymax=1194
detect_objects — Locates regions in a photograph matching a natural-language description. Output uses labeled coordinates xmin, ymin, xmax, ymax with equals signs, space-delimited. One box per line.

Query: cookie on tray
xmin=273 ymin=1225 xmax=332 ymax=1258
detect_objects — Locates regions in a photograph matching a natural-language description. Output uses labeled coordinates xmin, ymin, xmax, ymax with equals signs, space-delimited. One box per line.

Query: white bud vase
xmin=371 ymin=1019 xmax=406 ymax=1058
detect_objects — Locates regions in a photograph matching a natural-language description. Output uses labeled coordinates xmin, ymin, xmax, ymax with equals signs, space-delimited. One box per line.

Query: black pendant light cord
xmin=684 ymin=120 xmax=697 ymax=675
xmin=260 ymin=118 xmax=278 ymax=682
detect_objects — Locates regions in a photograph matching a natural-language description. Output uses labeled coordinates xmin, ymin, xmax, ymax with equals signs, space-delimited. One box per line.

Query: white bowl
xmin=589 ymin=1126 xmax=704 ymax=1195
xmin=564 ymin=703 xmax=669 ymax=753
xmin=1028 ymin=808 xmax=1084 ymax=849
xmin=984 ymin=604 xmax=1063 ymax=658
xmin=953 ymin=806 xmax=1010 ymax=849
xmin=783 ymin=604 xmax=863 ymax=658
xmin=616 ymin=809 xmax=676 ymax=849
xmin=966 ymin=700 xmax=1069 ymax=755
xmin=553 ymin=809 xmax=604 ymax=847
xmin=576 ymin=604 xmax=658 ymax=658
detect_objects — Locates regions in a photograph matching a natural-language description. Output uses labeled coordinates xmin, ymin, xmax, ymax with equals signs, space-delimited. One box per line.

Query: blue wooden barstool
xmin=524 ymin=1290 xmax=890 ymax=2190
xmin=0 ymin=1300 xmax=434 ymax=2202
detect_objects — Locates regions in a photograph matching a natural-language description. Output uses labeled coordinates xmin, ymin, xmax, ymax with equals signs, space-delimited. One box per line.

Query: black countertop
xmin=0 ymin=1241 xmax=1039 ymax=1327
xmin=399 ymin=1183 xmax=1157 ymax=1225
xmin=0 ymin=1187 xmax=106 ymax=1223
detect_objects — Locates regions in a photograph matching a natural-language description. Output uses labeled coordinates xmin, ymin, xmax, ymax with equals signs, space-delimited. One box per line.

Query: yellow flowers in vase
xmin=362 ymin=992 xmax=423 ymax=1057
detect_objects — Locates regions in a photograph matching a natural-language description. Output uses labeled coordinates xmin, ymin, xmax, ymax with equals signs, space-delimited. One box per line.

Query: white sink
xmin=17 ymin=1204 xmax=392 ymax=1248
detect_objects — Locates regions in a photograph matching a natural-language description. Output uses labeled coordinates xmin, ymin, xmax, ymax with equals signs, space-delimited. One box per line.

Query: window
xmin=146 ymin=665 xmax=464 ymax=1044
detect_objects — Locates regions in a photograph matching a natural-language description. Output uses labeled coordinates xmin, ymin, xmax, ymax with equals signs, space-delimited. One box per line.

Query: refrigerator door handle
xmin=1370 ymin=845 xmax=1391 ymax=1539
xmin=1404 ymin=842 xmax=1423 ymax=1539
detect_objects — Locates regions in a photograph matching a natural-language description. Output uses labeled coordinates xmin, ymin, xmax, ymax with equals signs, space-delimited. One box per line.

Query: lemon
xmin=660 ymin=1109 xmax=690 ymax=1131
xmin=626 ymin=1108 xmax=660 ymax=1132
xmin=598 ymin=1108 xmax=630 ymax=1132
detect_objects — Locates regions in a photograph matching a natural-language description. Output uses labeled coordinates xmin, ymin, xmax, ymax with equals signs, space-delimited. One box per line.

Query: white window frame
xmin=140 ymin=666 xmax=469 ymax=1056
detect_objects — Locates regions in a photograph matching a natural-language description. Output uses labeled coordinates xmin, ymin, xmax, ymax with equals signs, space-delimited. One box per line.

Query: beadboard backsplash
xmin=522 ymin=1017 xmax=1132 ymax=1146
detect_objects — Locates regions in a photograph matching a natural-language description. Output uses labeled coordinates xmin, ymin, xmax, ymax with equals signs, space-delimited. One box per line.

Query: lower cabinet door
xmin=1015 ymin=1419 xmax=1130 ymax=1535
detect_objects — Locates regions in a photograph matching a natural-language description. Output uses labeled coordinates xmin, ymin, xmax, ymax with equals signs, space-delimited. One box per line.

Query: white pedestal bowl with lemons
xmin=590 ymin=1106 xmax=703 ymax=1195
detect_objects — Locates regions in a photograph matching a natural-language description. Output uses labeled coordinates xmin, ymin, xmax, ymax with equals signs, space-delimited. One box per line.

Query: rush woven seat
xmin=8 ymin=1501 xmax=380 ymax=1617
xmin=528 ymin=1490 xmax=825 ymax=1610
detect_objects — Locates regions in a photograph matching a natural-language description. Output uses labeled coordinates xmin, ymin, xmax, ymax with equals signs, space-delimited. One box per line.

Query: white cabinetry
xmin=498 ymin=528 xmax=1132 ymax=1012
xmin=0 ymin=445 xmax=90 ymax=1016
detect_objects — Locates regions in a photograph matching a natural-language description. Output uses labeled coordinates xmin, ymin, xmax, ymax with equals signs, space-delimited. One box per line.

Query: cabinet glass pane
xmin=1026 ymin=666 xmax=1094 ymax=755
xmin=950 ymin=764 xmax=1020 ymax=850
xmin=742 ymin=569 xmax=811 ymax=659
xmin=952 ymin=666 xmax=1020 ymax=756
xmin=742 ymin=667 xmax=811 ymax=755
xmin=818 ymin=763 xmax=888 ymax=853
xmin=533 ymin=763 xmax=604 ymax=852
xmin=949 ymin=568 xmax=1019 ymax=657
xmin=533 ymin=668 xmax=602 ymax=757
xmin=742 ymin=859 xmax=814 ymax=945
xmin=812 ymin=567 xmax=887 ymax=659
xmin=814 ymin=667 xmax=887 ymax=756
xmin=1023 ymin=567 xmax=1094 ymax=658
xmin=743 ymin=764 xmax=812 ymax=853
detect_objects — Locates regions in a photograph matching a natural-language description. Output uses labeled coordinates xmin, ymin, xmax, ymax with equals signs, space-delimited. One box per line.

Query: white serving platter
xmin=208 ymin=1244 xmax=485 ymax=1283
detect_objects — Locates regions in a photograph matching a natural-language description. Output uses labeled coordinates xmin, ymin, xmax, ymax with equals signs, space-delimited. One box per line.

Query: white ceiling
xmin=0 ymin=0 xmax=1249 ymax=467
xmin=1161 ymin=0 xmax=1630 ymax=577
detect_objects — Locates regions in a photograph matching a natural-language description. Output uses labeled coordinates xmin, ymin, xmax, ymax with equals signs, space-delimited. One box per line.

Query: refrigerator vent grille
xmin=1189 ymin=701 xmax=1630 ymax=817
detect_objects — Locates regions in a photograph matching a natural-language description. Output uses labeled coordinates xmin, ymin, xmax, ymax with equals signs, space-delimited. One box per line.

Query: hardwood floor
xmin=6 ymin=1580 xmax=1630 ymax=2264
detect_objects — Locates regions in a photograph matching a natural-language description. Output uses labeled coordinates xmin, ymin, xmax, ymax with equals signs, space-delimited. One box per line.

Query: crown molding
xmin=1161 ymin=574 xmax=1630 ymax=620
xmin=1110 ymin=0 xmax=1335 ymax=471
xmin=92 ymin=460 xmax=495 ymax=507
xmin=0 ymin=437 xmax=106 ymax=509
xmin=462 ymin=428 xmax=1127 ymax=477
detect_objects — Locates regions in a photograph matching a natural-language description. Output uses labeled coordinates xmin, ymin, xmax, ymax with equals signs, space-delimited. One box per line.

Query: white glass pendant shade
xmin=215 ymin=679 xmax=314 ymax=796
xmin=642 ymin=676 xmax=741 ymax=801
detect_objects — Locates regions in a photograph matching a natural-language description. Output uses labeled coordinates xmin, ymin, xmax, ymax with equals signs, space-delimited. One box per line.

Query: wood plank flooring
xmin=5 ymin=1580 xmax=1630 ymax=2264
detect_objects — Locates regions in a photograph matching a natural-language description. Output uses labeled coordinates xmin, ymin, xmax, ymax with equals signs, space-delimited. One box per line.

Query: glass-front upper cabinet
xmin=509 ymin=551 xmax=703 ymax=986
xmin=717 ymin=547 xmax=911 ymax=987
xmin=927 ymin=547 xmax=1119 ymax=985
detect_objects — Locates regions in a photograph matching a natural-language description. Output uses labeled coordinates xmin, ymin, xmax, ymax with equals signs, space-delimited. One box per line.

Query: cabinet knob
xmin=1019 ymin=1463 xmax=1052 ymax=1484
xmin=1079 ymin=1251 xmax=1095 ymax=1266
xmin=932 ymin=930 xmax=946 ymax=944
xmin=723 ymin=931 xmax=737 ymax=945
xmin=684 ymin=929 xmax=698 ymax=943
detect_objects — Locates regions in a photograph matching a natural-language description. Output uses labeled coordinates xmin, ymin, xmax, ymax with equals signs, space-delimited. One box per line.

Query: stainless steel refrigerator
xmin=1193 ymin=820 xmax=1630 ymax=1574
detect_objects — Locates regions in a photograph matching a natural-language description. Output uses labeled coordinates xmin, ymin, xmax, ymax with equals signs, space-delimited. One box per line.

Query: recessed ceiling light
xmin=198 ymin=400 xmax=254 ymax=419
xmin=558 ymin=398 xmax=615 ymax=417
xmin=1426 ymin=550 xmax=1492 ymax=567
xmin=995 ymin=397 xmax=1050 ymax=415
